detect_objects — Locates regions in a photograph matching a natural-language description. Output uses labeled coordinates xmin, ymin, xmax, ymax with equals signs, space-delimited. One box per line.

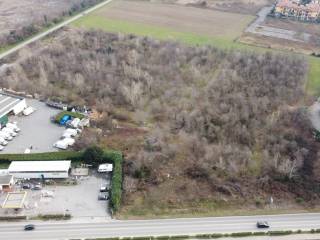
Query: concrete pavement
xmin=0 ymin=0 xmax=113 ymax=61
xmin=245 ymin=6 xmax=311 ymax=43
xmin=1 ymin=213 xmax=320 ymax=239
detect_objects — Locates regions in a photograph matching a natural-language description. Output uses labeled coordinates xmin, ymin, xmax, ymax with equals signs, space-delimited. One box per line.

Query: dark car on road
xmin=256 ymin=221 xmax=269 ymax=228
xmin=24 ymin=224 xmax=35 ymax=231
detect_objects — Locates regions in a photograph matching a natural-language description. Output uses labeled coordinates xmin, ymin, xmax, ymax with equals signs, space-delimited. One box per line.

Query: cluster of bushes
xmin=0 ymin=216 xmax=27 ymax=221
xmin=34 ymin=214 xmax=72 ymax=221
xmin=0 ymin=146 xmax=123 ymax=214
xmin=55 ymin=110 xmax=85 ymax=123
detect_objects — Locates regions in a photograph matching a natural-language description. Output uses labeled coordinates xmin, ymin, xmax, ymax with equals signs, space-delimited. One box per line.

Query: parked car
xmin=24 ymin=224 xmax=35 ymax=231
xmin=98 ymin=193 xmax=109 ymax=201
xmin=2 ymin=127 xmax=17 ymax=137
xmin=22 ymin=183 xmax=32 ymax=189
xmin=100 ymin=183 xmax=109 ymax=192
xmin=256 ymin=221 xmax=269 ymax=228
xmin=6 ymin=123 xmax=20 ymax=132
xmin=60 ymin=115 xmax=71 ymax=125
xmin=31 ymin=184 xmax=42 ymax=190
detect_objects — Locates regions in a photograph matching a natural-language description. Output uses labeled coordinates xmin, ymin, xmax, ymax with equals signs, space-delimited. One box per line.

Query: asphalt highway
xmin=0 ymin=213 xmax=320 ymax=240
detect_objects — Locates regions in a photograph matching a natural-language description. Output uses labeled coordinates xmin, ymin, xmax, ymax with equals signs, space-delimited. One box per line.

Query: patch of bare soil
xmin=239 ymin=32 xmax=320 ymax=55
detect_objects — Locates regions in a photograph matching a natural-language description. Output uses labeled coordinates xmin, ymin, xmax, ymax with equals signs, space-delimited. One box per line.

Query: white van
xmin=0 ymin=131 xmax=13 ymax=141
xmin=2 ymin=127 xmax=17 ymax=137
xmin=54 ymin=137 xmax=75 ymax=150
xmin=6 ymin=123 xmax=20 ymax=132
xmin=0 ymin=137 xmax=8 ymax=146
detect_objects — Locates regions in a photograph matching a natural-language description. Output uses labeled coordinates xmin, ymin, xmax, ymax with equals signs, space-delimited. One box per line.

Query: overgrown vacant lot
xmin=0 ymin=0 xmax=101 ymax=48
xmin=73 ymin=0 xmax=254 ymax=47
xmin=1 ymin=29 xmax=319 ymax=217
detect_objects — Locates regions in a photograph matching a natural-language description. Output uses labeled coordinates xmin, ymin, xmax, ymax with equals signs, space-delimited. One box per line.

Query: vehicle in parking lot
xmin=98 ymin=193 xmax=109 ymax=200
xmin=100 ymin=183 xmax=109 ymax=192
xmin=23 ymin=106 xmax=35 ymax=116
xmin=24 ymin=224 xmax=35 ymax=231
xmin=54 ymin=137 xmax=75 ymax=150
xmin=256 ymin=221 xmax=269 ymax=228
xmin=2 ymin=127 xmax=17 ymax=137
xmin=0 ymin=131 xmax=13 ymax=141
xmin=22 ymin=183 xmax=32 ymax=189
xmin=0 ymin=137 xmax=8 ymax=145
xmin=6 ymin=123 xmax=20 ymax=132
xmin=31 ymin=184 xmax=42 ymax=190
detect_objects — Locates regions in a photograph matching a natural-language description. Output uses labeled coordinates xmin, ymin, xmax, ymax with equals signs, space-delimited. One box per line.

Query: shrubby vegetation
xmin=0 ymin=29 xmax=317 ymax=211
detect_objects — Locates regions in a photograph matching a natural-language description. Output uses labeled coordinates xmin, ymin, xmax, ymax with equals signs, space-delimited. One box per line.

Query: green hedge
xmin=55 ymin=110 xmax=85 ymax=123
xmin=0 ymin=149 xmax=123 ymax=214
xmin=230 ymin=232 xmax=253 ymax=237
xmin=0 ymin=151 xmax=83 ymax=162
xmin=268 ymin=230 xmax=292 ymax=236
xmin=102 ymin=151 xmax=123 ymax=213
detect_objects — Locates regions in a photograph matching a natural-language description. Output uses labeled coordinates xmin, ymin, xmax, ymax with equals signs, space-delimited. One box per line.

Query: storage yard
xmin=1 ymin=99 xmax=65 ymax=153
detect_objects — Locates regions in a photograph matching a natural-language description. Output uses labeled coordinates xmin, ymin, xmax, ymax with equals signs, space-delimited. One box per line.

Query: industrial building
xmin=0 ymin=92 xmax=27 ymax=127
xmin=8 ymin=161 xmax=71 ymax=179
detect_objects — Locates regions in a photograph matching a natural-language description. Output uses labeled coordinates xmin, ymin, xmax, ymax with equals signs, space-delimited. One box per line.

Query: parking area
xmin=2 ymin=99 xmax=66 ymax=153
xmin=0 ymin=172 xmax=111 ymax=219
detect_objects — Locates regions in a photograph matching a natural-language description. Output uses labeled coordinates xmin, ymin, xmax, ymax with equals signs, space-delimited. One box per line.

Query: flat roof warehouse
xmin=0 ymin=92 xmax=27 ymax=126
xmin=8 ymin=161 xmax=71 ymax=179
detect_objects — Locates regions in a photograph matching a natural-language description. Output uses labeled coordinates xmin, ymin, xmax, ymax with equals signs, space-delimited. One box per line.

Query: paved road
xmin=246 ymin=6 xmax=311 ymax=43
xmin=1 ymin=213 xmax=320 ymax=240
xmin=0 ymin=0 xmax=113 ymax=61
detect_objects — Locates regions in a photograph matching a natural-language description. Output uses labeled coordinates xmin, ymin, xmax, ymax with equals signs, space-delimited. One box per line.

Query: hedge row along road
xmin=1 ymin=213 xmax=320 ymax=239
xmin=0 ymin=0 xmax=113 ymax=61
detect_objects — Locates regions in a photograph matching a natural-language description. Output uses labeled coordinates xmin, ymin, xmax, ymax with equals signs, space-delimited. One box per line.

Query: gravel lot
xmin=2 ymin=99 xmax=65 ymax=153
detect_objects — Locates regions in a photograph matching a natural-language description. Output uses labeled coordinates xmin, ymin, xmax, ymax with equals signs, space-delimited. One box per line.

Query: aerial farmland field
xmin=73 ymin=0 xmax=254 ymax=48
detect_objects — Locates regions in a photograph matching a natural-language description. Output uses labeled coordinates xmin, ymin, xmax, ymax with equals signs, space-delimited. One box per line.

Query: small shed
xmin=0 ymin=175 xmax=15 ymax=192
